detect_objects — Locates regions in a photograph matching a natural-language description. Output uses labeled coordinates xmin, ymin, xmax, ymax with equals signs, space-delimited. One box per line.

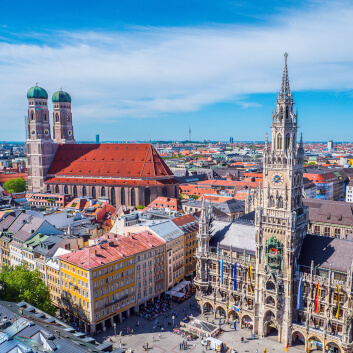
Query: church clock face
xmin=272 ymin=173 xmax=284 ymax=186
xmin=44 ymin=129 xmax=49 ymax=136
xmin=68 ymin=130 xmax=72 ymax=136
xmin=31 ymin=129 xmax=36 ymax=136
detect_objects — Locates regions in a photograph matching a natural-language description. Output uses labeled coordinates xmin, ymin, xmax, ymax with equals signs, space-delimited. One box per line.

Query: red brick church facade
xmin=26 ymin=85 xmax=178 ymax=206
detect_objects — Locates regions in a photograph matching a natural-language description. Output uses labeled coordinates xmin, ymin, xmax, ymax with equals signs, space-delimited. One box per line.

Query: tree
xmin=3 ymin=178 xmax=26 ymax=193
xmin=0 ymin=264 xmax=56 ymax=316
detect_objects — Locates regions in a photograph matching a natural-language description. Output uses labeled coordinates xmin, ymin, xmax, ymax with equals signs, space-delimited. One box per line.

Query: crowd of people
xmin=137 ymin=296 xmax=177 ymax=321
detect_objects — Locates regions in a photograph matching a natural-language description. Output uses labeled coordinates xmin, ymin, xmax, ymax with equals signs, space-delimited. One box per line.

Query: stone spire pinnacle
xmin=280 ymin=52 xmax=291 ymax=98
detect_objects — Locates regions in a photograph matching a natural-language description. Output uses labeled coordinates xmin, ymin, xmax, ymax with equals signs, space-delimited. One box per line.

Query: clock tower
xmin=254 ymin=54 xmax=308 ymax=344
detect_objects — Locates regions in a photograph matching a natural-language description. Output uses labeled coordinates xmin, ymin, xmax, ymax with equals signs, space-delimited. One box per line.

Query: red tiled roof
xmin=172 ymin=214 xmax=198 ymax=227
xmin=59 ymin=231 xmax=165 ymax=270
xmin=48 ymin=143 xmax=174 ymax=179
xmin=45 ymin=177 xmax=177 ymax=186
xmin=0 ymin=173 xmax=27 ymax=183
xmin=146 ymin=197 xmax=180 ymax=210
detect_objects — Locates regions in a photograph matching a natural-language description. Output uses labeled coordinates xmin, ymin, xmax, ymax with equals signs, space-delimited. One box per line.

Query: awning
xmin=172 ymin=292 xmax=185 ymax=298
xmin=180 ymin=280 xmax=190 ymax=286
xmin=174 ymin=283 xmax=187 ymax=291
xmin=166 ymin=290 xmax=178 ymax=296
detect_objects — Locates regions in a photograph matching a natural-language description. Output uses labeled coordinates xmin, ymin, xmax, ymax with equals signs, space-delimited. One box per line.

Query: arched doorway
xmin=202 ymin=302 xmax=213 ymax=314
xmin=242 ymin=315 xmax=253 ymax=329
xmin=266 ymin=321 xmax=278 ymax=339
xmin=326 ymin=341 xmax=341 ymax=353
xmin=292 ymin=331 xmax=305 ymax=348
xmin=228 ymin=310 xmax=239 ymax=321
xmin=215 ymin=306 xmax=226 ymax=319
xmin=308 ymin=336 xmax=323 ymax=352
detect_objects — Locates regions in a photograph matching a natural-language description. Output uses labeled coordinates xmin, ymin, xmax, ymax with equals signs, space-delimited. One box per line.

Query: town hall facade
xmin=195 ymin=54 xmax=353 ymax=353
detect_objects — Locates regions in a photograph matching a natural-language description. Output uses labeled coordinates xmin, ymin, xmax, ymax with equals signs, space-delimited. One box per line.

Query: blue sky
xmin=0 ymin=0 xmax=353 ymax=142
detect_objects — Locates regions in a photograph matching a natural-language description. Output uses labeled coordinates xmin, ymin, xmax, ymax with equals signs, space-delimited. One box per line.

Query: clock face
xmin=272 ymin=173 xmax=284 ymax=186
xmin=44 ymin=129 xmax=49 ymax=136
xmin=68 ymin=130 xmax=72 ymax=136
xmin=31 ymin=129 xmax=36 ymax=136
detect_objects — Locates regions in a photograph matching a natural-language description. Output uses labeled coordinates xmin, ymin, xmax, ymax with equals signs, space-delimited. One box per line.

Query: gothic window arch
xmin=55 ymin=113 xmax=59 ymax=123
xmin=285 ymin=134 xmax=290 ymax=150
xmin=269 ymin=196 xmax=275 ymax=207
xmin=277 ymin=134 xmax=282 ymax=150
xmin=64 ymin=185 xmax=68 ymax=194
xmin=280 ymin=107 xmax=283 ymax=120
xmin=101 ymin=187 xmax=106 ymax=197
xmin=82 ymin=186 xmax=87 ymax=197
xmin=162 ymin=187 xmax=167 ymax=197
xmin=73 ymin=185 xmax=77 ymax=198
xmin=55 ymin=185 xmax=59 ymax=194
xmin=47 ymin=185 xmax=51 ymax=193
xmin=131 ymin=188 xmax=136 ymax=206
xmin=285 ymin=106 xmax=289 ymax=120
xmin=121 ymin=188 xmax=125 ymax=205
xmin=277 ymin=196 xmax=283 ymax=209
xmin=44 ymin=113 xmax=47 ymax=121
xmin=111 ymin=188 xmax=116 ymax=206
xmin=266 ymin=281 xmax=276 ymax=291
xmin=31 ymin=111 xmax=34 ymax=121
xmin=144 ymin=188 xmax=151 ymax=206
xmin=92 ymin=186 xmax=96 ymax=199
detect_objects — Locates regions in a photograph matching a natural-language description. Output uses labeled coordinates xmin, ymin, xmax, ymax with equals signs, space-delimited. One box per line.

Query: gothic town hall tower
xmin=255 ymin=53 xmax=308 ymax=343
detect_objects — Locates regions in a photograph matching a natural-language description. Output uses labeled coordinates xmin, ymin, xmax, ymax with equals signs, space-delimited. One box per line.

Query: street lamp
xmin=172 ymin=315 xmax=175 ymax=328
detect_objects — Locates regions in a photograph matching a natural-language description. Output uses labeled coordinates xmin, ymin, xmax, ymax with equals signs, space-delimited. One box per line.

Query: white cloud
xmin=1 ymin=1 xmax=353 ymax=139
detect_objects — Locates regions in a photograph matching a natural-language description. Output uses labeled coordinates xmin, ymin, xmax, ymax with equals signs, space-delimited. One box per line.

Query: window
xmin=121 ymin=188 xmax=125 ymax=205
xmin=162 ymin=187 xmax=167 ymax=197
xmin=55 ymin=185 xmax=59 ymax=193
xmin=277 ymin=134 xmax=282 ymax=150
xmin=131 ymin=188 xmax=136 ymax=206
xmin=101 ymin=187 xmax=106 ymax=197
xmin=91 ymin=186 xmax=96 ymax=198
xmin=111 ymin=187 xmax=116 ymax=206
xmin=335 ymin=229 xmax=341 ymax=238
xmin=324 ymin=227 xmax=330 ymax=237
xmin=55 ymin=113 xmax=59 ymax=123
xmin=314 ymin=226 xmax=320 ymax=235
xmin=73 ymin=185 xmax=77 ymax=198
xmin=82 ymin=186 xmax=87 ymax=197
xmin=145 ymin=188 xmax=151 ymax=206
xmin=285 ymin=134 xmax=290 ymax=150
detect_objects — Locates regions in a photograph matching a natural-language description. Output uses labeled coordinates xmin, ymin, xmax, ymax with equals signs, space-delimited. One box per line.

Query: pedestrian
xmin=152 ymin=335 xmax=154 ymax=342
xmin=159 ymin=333 xmax=161 ymax=339
xmin=131 ymin=329 xmax=134 ymax=335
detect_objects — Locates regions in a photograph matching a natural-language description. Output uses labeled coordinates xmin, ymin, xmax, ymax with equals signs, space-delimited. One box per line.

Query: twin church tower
xmin=26 ymin=86 xmax=75 ymax=192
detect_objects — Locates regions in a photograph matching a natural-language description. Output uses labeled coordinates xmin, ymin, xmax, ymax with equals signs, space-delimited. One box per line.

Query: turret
xmin=52 ymin=89 xmax=75 ymax=144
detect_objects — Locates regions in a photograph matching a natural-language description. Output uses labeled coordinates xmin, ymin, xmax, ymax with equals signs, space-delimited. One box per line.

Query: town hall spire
xmin=279 ymin=52 xmax=291 ymax=99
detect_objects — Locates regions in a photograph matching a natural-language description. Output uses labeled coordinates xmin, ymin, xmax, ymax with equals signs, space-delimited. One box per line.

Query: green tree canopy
xmin=3 ymin=178 xmax=26 ymax=193
xmin=0 ymin=264 xmax=56 ymax=316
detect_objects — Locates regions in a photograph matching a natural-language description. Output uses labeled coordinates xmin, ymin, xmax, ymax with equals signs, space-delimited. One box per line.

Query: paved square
xmin=97 ymin=296 xmax=305 ymax=353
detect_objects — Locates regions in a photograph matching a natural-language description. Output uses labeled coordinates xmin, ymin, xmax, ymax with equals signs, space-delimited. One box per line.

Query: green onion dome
xmin=27 ymin=84 xmax=48 ymax=99
xmin=52 ymin=89 xmax=71 ymax=103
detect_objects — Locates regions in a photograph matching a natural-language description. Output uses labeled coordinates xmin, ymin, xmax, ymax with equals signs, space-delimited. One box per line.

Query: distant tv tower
xmin=189 ymin=125 xmax=191 ymax=142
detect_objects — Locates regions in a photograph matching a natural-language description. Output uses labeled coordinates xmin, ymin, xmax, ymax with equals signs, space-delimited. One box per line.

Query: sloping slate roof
xmin=8 ymin=213 xmax=31 ymax=233
xmin=210 ymin=219 xmax=255 ymax=253
xmin=0 ymin=214 xmax=15 ymax=231
xmin=214 ymin=199 xmax=245 ymax=214
xmin=148 ymin=220 xmax=184 ymax=241
xmin=303 ymin=199 xmax=353 ymax=226
xmin=47 ymin=143 xmax=173 ymax=179
xmin=298 ymin=234 xmax=353 ymax=272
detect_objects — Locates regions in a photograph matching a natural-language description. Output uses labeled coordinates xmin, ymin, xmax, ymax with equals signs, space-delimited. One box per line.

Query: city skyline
xmin=1 ymin=1 xmax=353 ymax=141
